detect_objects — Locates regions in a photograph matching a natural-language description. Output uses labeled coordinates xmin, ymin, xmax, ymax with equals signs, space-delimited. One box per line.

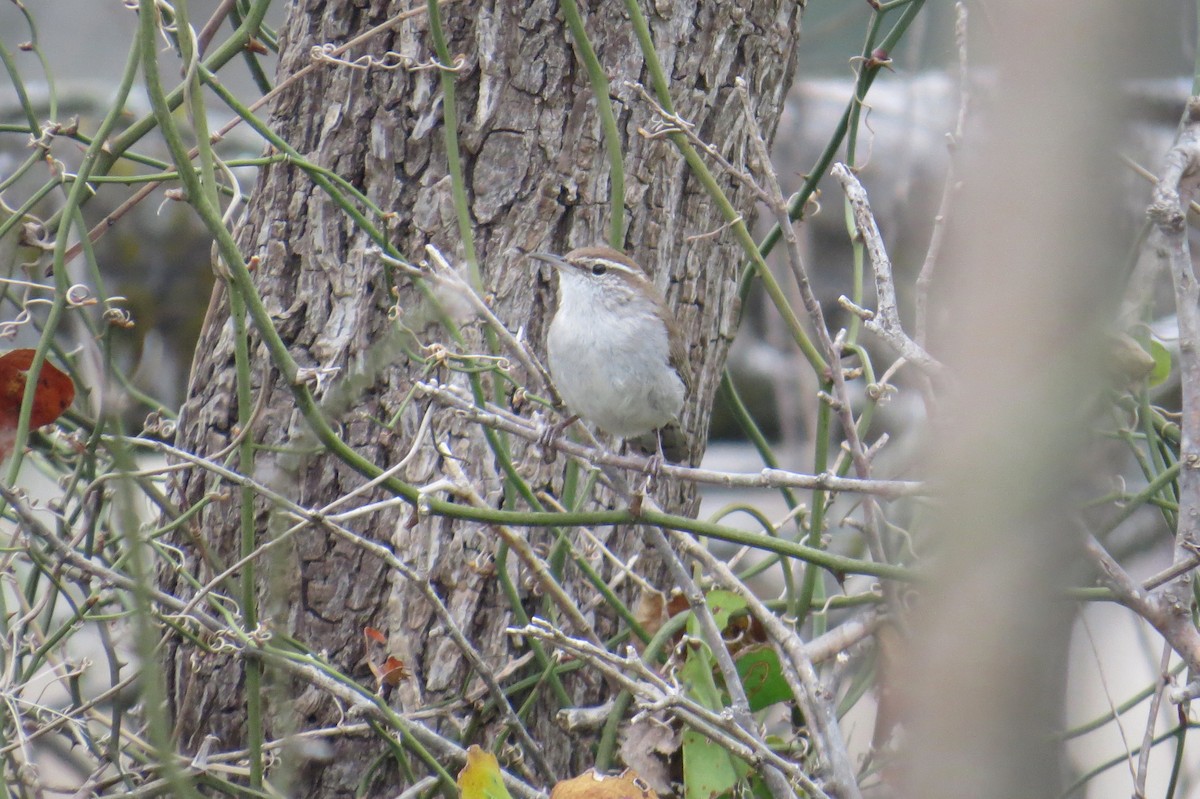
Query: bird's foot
xmin=537 ymin=413 xmax=578 ymax=463
xmin=629 ymin=489 xmax=645 ymax=516
xmin=634 ymin=449 xmax=664 ymax=500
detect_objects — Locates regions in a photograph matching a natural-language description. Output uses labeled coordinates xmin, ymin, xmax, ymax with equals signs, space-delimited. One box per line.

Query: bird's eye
xmin=590 ymin=263 xmax=607 ymax=276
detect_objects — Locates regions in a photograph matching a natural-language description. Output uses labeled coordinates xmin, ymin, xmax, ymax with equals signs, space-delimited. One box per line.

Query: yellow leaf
xmin=458 ymin=746 xmax=513 ymax=799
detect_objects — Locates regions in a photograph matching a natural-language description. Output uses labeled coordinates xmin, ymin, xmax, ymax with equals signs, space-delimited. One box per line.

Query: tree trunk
xmin=165 ymin=1 xmax=800 ymax=794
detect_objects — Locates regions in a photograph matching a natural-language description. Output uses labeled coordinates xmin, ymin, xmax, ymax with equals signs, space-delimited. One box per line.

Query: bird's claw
xmin=537 ymin=413 xmax=579 ymax=464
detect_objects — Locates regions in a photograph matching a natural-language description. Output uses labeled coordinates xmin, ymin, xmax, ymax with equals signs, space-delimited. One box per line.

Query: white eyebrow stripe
xmin=578 ymin=257 xmax=643 ymax=278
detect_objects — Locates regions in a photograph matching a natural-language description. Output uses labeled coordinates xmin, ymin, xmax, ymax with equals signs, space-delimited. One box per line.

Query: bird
xmin=529 ymin=246 xmax=690 ymax=464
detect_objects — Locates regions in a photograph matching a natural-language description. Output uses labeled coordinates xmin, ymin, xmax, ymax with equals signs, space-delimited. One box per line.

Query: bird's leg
xmin=537 ymin=413 xmax=579 ymax=463
xmin=648 ymin=428 xmax=667 ymax=476
xmin=633 ymin=429 xmax=667 ymax=499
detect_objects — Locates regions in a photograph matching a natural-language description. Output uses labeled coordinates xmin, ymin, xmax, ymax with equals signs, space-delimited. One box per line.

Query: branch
xmin=382 ymin=244 xmax=553 ymax=395
xmin=831 ymin=164 xmax=947 ymax=380
xmin=1144 ymin=95 xmax=1200 ymax=700
xmin=1084 ymin=534 xmax=1200 ymax=700
xmin=914 ymin=2 xmax=970 ymax=347
xmin=414 ymin=379 xmax=924 ymax=498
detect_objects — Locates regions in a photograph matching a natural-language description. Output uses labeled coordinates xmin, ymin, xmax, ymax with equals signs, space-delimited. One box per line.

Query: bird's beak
xmin=528 ymin=252 xmax=567 ymax=270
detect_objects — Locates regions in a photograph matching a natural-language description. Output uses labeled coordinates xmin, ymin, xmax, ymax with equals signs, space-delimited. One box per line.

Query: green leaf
xmin=735 ymin=645 xmax=791 ymax=711
xmin=680 ymin=590 xmax=748 ymax=712
xmin=1149 ymin=338 xmax=1172 ymax=387
xmin=680 ymin=636 xmax=724 ymax=710
xmin=705 ymin=590 xmax=746 ymax=632
xmin=682 ymin=729 xmax=739 ymax=799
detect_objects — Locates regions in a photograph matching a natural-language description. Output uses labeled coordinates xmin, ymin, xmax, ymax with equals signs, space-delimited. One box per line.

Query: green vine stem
xmin=0 ymin=19 xmax=142 ymax=494
xmin=621 ymin=0 xmax=826 ymax=373
xmin=558 ymin=0 xmax=628 ymax=247
xmin=426 ymin=0 xmax=480 ymax=284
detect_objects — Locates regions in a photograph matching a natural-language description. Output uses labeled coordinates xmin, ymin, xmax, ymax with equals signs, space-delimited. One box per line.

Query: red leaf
xmin=367 ymin=655 xmax=409 ymax=688
xmin=0 ymin=349 xmax=75 ymax=430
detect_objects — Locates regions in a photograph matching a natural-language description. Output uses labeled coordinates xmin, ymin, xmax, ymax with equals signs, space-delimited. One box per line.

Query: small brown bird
xmin=530 ymin=246 xmax=690 ymax=463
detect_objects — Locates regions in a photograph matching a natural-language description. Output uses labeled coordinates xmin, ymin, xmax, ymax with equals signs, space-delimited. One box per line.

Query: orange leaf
xmin=550 ymin=769 xmax=658 ymax=799
xmin=380 ymin=656 xmax=409 ymax=685
xmin=0 ymin=349 xmax=74 ymax=430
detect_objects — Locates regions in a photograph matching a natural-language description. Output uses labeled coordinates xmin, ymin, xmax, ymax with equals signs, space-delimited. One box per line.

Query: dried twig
xmin=0 ymin=481 xmax=550 ymax=799
xmin=637 ymin=522 xmax=801 ymax=799
xmin=914 ymin=2 xmax=970 ymax=346
xmin=1141 ymin=96 xmax=1200 ymax=701
xmin=1084 ymin=534 xmax=1200 ymax=699
xmin=831 ymin=164 xmax=947 ymax=380
xmin=1135 ymin=642 xmax=1173 ymax=795
xmin=413 ymin=379 xmax=924 ymax=498
xmin=374 ymin=245 xmax=553 ymax=393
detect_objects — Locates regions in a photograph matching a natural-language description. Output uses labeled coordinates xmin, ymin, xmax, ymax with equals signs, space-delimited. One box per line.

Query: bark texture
xmin=166 ymin=1 xmax=800 ymax=794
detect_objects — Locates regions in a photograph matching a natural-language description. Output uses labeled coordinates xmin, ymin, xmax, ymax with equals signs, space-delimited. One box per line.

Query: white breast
xmin=547 ymin=270 xmax=685 ymax=437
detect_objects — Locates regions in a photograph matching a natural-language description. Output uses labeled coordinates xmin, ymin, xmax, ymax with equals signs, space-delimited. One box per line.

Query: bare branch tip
xmin=1187 ymin=96 xmax=1200 ymax=123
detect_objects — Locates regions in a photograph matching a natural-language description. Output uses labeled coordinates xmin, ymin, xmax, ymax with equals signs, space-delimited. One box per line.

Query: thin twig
xmin=374 ymin=245 xmax=553 ymax=393
xmin=413 ymin=379 xmax=924 ymax=498
xmin=195 ymin=0 xmax=238 ymax=57
xmin=629 ymin=82 xmax=774 ymax=206
xmin=1135 ymin=642 xmax=1173 ymax=795
xmin=434 ymin=432 xmax=607 ymax=651
xmin=914 ymin=2 xmax=970 ymax=347
xmin=0 ymin=483 xmax=548 ymax=799
xmin=1084 ymin=533 xmax=1200 ymax=694
xmin=640 ymin=523 xmax=800 ymax=799
xmin=831 ymin=164 xmax=947 ymax=379
xmin=1144 ymin=95 xmax=1200 ymax=700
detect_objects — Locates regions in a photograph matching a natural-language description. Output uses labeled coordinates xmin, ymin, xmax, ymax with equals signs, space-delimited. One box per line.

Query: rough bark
xmin=165 ymin=1 xmax=800 ymax=794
